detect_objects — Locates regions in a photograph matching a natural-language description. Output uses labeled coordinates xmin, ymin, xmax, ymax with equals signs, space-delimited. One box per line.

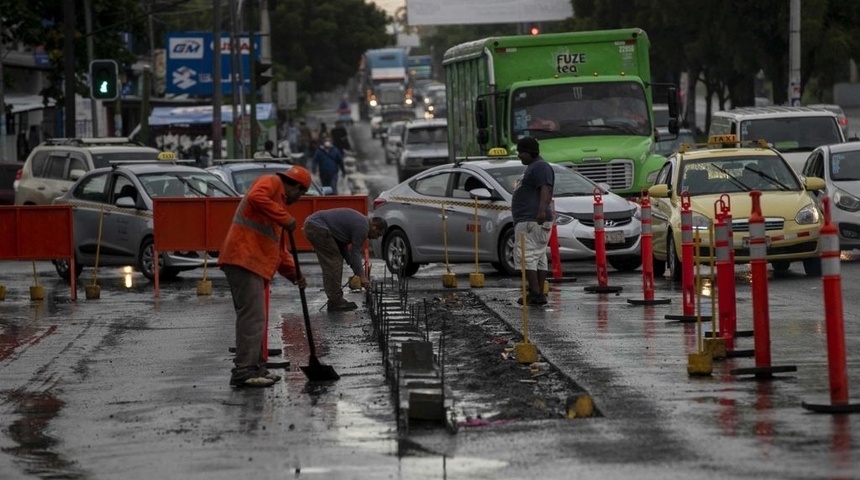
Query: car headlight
xmin=834 ymin=189 xmax=860 ymax=212
xmin=795 ymin=203 xmax=821 ymax=225
xmin=692 ymin=212 xmax=711 ymax=230
xmin=555 ymin=213 xmax=574 ymax=226
xmin=369 ymin=99 xmax=378 ymax=107
xmin=405 ymin=98 xmax=413 ymax=105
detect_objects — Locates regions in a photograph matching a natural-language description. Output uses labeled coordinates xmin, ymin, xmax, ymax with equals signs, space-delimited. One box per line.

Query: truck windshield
xmin=740 ymin=117 xmax=843 ymax=153
xmin=511 ymin=81 xmax=651 ymax=140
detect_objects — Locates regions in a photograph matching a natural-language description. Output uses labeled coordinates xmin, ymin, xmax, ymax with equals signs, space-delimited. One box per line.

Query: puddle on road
xmin=2 ymin=388 xmax=86 ymax=479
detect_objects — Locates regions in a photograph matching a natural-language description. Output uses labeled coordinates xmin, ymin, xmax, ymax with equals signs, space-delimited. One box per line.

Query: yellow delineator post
xmin=469 ymin=196 xmax=484 ymax=288
xmin=687 ymin=230 xmax=713 ymax=376
xmin=29 ymin=261 xmax=44 ymax=301
xmin=197 ymin=251 xmax=213 ymax=295
xmin=441 ymin=202 xmax=457 ymax=288
xmin=515 ymin=234 xmax=538 ymax=364
xmin=703 ymin=224 xmax=726 ymax=359
xmin=86 ymin=208 xmax=105 ymax=300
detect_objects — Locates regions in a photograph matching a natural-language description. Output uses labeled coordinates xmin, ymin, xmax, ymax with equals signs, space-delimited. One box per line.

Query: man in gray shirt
xmin=303 ymin=208 xmax=387 ymax=311
xmin=511 ymin=136 xmax=554 ymax=306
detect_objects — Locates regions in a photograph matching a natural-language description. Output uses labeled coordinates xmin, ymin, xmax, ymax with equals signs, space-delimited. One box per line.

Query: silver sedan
xmin=371 ymin=159 xmax=642 ymax=276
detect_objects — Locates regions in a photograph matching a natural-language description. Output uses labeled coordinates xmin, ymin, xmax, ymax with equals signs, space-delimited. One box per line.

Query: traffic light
xmin=529 ymin=24 xmax=541 ymax=35
xmin=254 ymin=60 xmax=273 ymax=88
xmin=89 ymin=59 xmax=118 ymax=100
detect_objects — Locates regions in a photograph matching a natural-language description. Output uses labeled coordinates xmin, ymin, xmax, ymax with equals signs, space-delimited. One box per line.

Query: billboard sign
xmin=165 ymin=32 xmax=257 ymax=96
xmin=405 ymin=0 xmax=572 ymax=26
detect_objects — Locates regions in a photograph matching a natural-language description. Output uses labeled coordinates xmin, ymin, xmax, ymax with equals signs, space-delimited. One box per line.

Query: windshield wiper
xmin=710 ymin=163 xmax=750 ymax=191
xmin=175 ymin=176 xmax=209 ymax=197
xmin=521 ymin=127 xmax=563 ymax=137
xmin=202 ymin=179 xmax=234 ymax=196
xmin=744 ymin=166 xmax=790 ymax=191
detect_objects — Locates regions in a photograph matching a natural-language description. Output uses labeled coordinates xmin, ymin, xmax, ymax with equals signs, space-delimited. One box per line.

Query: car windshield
xmin=511 ymin=81 xmax=651 ymax=140
xmin=829 ymin=150 xmax=860 ymax=181
xmin=740 ymin=117 xmax=842 ymax=152
xmin=487 ymin=164 xmax=598 ymax=196
xmin=678 ymin=154 xmax=801 ymax=195
xmin=91 ymin=151 xmax=160 ymax=169
xmin=229 ymin=167 xmax=323 ymax=196
xmin=407 ymin=126 xmax=447 ymax=144
xmin=138 ymin=171 xmax=235 ymax=198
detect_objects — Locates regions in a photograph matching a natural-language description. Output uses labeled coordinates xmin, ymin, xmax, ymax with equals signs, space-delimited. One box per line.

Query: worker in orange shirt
xmin=219 ymin=165 xmax=312 ymax=388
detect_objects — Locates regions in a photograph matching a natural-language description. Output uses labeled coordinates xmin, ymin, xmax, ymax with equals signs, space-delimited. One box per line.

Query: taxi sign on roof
xmin=157 ymin=151 xmax=177 ymax=161
xmin=708 ymin=134 xmax=739 ymax=144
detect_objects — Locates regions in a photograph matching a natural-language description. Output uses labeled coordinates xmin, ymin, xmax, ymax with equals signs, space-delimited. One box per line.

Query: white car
xmin=801 ymin=142 xmax=860 ymax=249
xmin=372 ymin=159 xmax=642 ymax=276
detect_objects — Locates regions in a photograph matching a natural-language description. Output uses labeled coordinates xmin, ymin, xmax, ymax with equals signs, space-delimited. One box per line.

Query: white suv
xmin=397 ymin=118 xmax=449 ymax=182
xmin=708 ymin=106 xmax=845 ymax=173
xmin=14 ymin=138 xmax=160 ymax=205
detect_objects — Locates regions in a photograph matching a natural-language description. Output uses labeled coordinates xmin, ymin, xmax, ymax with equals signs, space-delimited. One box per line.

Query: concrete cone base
xmin=514 ymin=342 xmax=538 ymax=364
xmin=469 ymin=272 xmax=484 ymax=288
xmin=29 ymin=285 xmax=44 ymax=301
xmin=85 ymin=284 xmax=101 ymax=300
xmin=442 ymin=272 xmax=457 ymax=288
xmin=197 ymin=280 xmax=213 ymax=296
xmin=687 ymin=352 xmax=713 ymax=376
xmin=0 ymin=285 xmax=6 ymax=301
xmin=704 ymin=337 xmax=727 ymax=359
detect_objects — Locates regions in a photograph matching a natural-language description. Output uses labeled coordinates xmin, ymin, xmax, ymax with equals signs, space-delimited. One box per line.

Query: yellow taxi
xmin=647 ymin=135 xmax=826 ymax=280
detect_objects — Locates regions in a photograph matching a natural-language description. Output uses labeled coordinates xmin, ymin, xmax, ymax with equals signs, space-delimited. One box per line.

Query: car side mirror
xmin=475 ymin=98 xmax=488 ymax=129
xmin=116 ymin=196 xmax=137 ymax=209
xmin=804 ymin=176 xmax=826 ymax=192
xmin=648 ymin=184 xmax=671 ymax=198
xmin=469 ymin=187 xmax=493 ymax=200
xmin=69 ymin=169 xmax=86 ymax=181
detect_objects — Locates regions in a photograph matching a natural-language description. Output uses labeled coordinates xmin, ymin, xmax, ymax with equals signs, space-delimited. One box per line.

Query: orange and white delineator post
xmin=628 ymin=190 xmax=670 ymax=305
xmin=730 ymin=191 xmax=796 ymax=379
xmin=802 ymin=196 xmax=860 ymax=413
xmin=584 ymin=188 xmax=622 ymax=294
xmin=666 ymin=191 xmax=697 ymax=321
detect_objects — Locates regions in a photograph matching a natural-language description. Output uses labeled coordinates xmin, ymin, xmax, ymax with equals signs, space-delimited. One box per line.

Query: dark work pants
xmin=303 ymin=223 xmax=346 ymax=305
xmin=319 ymin=170 xmax=339 ymax=195
xmin=223 ymin=264 xmax=267 ymax=381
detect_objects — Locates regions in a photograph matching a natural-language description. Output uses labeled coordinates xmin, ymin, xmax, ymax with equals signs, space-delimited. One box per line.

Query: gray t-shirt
xmin=304 ymin=207 xmax=368 ymax=275
xmin=511 ymin=158 xmax=554 ymax=223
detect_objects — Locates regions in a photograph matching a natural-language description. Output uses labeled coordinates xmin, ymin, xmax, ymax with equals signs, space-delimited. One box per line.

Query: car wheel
xmin=667 ymin=235 xmax=682 ymax=282
xmin=653 ymin=253 xmax=666 ymax=277
xmin=803 ymin=258 xmax=822 ymax=277
xmin=772 ymin=260 xmax=791 ymax=273
xmin=384 ymin=229 xmax=419 ymax=277
xmin=608 ymin=255 xmax=642 ymax=272
xmin=492 ymin=227 xmax=517 ymax=276
xmin=53 ymin=259 xmax=83 ymax=281
xmin=139 ymin=237 xmax=169 ymax=281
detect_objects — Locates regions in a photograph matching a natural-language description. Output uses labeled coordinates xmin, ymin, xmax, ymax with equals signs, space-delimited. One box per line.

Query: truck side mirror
xmin=667 ymin=87 xmax=680 ymax=134
xmin=475 ymin=98 xmax=488 ymax=129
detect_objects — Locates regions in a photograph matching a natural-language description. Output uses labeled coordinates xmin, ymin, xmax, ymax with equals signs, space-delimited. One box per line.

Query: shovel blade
xmin=300 ymin=355 xmax=340 ymax=382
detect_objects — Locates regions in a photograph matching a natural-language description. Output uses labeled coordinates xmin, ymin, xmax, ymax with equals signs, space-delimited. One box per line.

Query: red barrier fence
xmin=152 ymin=195 xmax=368 ymax=297
xmin=0 ymin=205 xmax=76 ymax=300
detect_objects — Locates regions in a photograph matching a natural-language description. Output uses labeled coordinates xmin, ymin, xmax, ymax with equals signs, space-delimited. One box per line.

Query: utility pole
xmin=64 ymin=0 xmax=77 ymax=137
xmin=84 ymin=0 xmax=99 ymax=136
xmin=788 ymin=0 xmax=801 ymax=106
xmin=212 ymin=0 xmax=223 ymax=161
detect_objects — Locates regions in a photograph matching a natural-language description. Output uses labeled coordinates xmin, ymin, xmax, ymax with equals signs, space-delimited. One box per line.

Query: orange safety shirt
xmin=218 ymin=174 xmax=296 ymax=279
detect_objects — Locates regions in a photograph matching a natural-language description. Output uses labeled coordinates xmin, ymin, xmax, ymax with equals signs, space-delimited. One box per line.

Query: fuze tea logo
xmin=556 ymin=52 xmax=586 ymax=74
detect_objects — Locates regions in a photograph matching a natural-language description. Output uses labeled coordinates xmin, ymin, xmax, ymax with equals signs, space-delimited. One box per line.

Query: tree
xmin=269 ymin=0 xmax=390 ymax=95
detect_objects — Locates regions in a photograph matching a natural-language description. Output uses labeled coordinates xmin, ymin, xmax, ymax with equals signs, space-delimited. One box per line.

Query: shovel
xmin=287 ymin=229 xmax=341 ymax=382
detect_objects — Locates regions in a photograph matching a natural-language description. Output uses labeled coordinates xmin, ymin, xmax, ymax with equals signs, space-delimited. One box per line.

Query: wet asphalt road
xmin=1 ymin=104 xmax=860 ymax=479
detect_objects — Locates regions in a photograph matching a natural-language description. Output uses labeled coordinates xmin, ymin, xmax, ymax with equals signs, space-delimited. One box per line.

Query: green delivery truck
xmin=443 ymin=28 xmax=679 ymax=197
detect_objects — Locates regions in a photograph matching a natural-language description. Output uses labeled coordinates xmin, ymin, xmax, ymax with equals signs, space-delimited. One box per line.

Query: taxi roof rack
xmin=42 ymin=137 xmax=144 ymax=147
xmin=109 ymin=159 xmax=196 ymax=169
xmin=678 ymin=135 xmax=769 ymax=153
xmin=454 ymin=147 xmax=516 ymax=166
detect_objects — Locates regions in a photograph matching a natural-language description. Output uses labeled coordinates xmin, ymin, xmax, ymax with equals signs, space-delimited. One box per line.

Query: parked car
xmin=383 ymin=121 xmax=408 ymax=165
xmin=397 ymin=118 xmax=449 ymax=182
xmin=801 ymin=142 xmax=860 ymax=249
xmin=14 ymin=137 xmax=160 ymax=205
xmin=0 ymin=162 xmax=19 ymax=205
xmin=52 ymin=161 xmax=238 ymax=281
xmin=648 ymin=134 xmax=825 ymax=280
xmin=372 ymin=159 xmax=642 ymax=277
xmin=654 ymin=127 xmax=697 ymax=156
xmin=206 ymin=160 xmax=330 ymax=196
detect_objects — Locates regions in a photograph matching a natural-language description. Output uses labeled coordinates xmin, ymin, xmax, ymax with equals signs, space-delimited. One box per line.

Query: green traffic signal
xmin=90 ymin=59 xmax=118 ymax=100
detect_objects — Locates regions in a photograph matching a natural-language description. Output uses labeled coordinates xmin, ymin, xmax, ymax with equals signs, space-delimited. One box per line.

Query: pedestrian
xmin=218 ymin=165 xmax=312 ymax=388
xmin=253 ymin=140 xmax=275 ymax=159
xmin=512 ymin=136 xmax=554 ymax=306
xmin=311 ymin=140 xmax=346 ymax=195
xmin=330 ymin=120 xmax=350 ymax=153
xmin=315 ymin=122 xmax=329 ymax=144
xmin=303 ymin=208 xmax=387 ymax=312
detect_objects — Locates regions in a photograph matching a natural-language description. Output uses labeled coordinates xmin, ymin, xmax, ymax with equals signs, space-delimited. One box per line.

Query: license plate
xmin=742 ymin=236 xmax=772 ymax=248
xmin=605 ymin=230 xmax=625 ymax=244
